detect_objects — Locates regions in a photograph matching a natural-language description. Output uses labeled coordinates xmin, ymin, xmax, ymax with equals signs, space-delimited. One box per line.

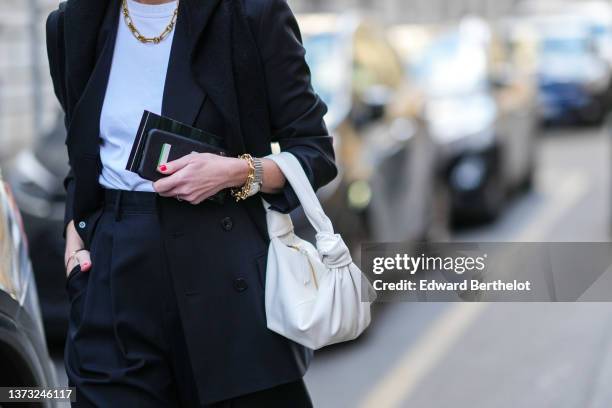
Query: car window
xmin=411 ymin=33 xmax=489 ymax=98
xmin=540 ymin=36 xmax=590 ymax=55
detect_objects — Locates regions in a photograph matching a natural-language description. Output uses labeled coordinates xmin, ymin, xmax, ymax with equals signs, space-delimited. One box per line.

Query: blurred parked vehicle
xmin=571 ymin=1 xmax=612 ymax=67
xmin=390 ymin=19 xmax=537 ymax=222
xmin=297 ymin=13 xmax=449 ymax=247
xmin=517 ymin=0 xmax=612 ymax=67
xmin=0 ymin=169 xmax=57 ymax=397
xmin=528 ymin=15 xmax=612 ymax=124
xmin=4 ymin=115 xmax=69 ymax=345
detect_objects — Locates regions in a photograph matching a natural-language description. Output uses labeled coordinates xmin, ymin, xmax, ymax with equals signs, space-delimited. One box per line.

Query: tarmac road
xmin=305 ymin=125 xmax=612 ymax=408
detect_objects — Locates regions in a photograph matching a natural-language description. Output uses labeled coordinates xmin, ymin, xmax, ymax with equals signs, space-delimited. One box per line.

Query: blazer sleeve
xmin=255 ymin=0 xmax=338 ymax=213
xmin=46 ymin=4 xmax=75 ymax=237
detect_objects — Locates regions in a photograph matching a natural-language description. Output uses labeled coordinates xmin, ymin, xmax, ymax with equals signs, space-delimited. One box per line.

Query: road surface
xmin=305 ymin=126 xmax=612 ymax=408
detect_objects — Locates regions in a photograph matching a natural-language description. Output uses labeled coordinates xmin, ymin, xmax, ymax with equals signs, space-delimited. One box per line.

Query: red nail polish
xmin=159 ymin=164 xmax=167 ymax=172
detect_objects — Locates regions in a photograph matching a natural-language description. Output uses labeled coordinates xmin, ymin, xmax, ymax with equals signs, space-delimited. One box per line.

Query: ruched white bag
xmin=263 ymin=152 xmax=375 ymax=350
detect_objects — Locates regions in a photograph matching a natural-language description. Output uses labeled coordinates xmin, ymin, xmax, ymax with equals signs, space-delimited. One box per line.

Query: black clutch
xmin=126 ymin=111 xmax=229 ymax=204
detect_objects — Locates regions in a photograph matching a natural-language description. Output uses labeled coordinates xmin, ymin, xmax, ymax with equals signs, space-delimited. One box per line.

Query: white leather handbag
xmin=263 ymin=152 xmax=375 ymax=350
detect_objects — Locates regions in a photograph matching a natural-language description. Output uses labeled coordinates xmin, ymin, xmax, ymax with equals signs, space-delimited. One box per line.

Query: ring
xmin=176 ymin=195 xmax=183 ymax=202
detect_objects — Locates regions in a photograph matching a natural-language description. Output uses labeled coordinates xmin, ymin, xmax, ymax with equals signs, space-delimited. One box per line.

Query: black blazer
xmin=46 ymin=0 xmax=337 ymax=403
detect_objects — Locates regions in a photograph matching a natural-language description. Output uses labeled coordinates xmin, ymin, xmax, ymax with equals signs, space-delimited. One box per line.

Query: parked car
xmin=0 ymin=168 xmax=58 ymax=398
xmin=390 ymin=19 xmax=537 ymax=222
xmin=530 ymin=16 xmax=612 ymax=124
xmin=297 ymin=13 xmax=449 ymax=248
xmin=4 ymin=114 xmax=69 ymax=345
xmin=570 ymin=1 xmax=612 ymax=67
xmin=517 ymin=0 xmax=612 ymax=68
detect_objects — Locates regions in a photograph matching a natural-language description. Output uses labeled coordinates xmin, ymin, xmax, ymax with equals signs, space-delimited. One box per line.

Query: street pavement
xmin=51 ymin=126 xmax=612 ymax=407
xmin=305 ymin=126 xmax=612 ymax=408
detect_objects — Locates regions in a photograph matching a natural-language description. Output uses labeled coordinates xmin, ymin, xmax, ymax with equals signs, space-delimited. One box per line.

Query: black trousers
xmin=64 ymin=189 xmax=313 ymax=407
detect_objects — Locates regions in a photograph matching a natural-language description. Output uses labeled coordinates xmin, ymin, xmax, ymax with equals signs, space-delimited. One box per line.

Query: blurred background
xmin=2 ymin=0 xmax=612 ymax=407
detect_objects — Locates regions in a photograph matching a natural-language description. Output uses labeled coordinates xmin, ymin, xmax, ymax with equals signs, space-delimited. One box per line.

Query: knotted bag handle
xmin=263 ymin=152 xmax=335 ymax=235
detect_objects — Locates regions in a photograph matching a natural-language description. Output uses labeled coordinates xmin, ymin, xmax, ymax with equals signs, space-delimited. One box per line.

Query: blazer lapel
xmin=182 ymin=0 xmax=223 ymax=57
xmin=65 ymin=0 xmax=120 ymax=156
xmin=161 ymin=1 xmax=206 ymax=125
xmin=63 ymin=0 xmax=110 ymax=105
xmin=186 ymin=0 xmax=247 ymax=154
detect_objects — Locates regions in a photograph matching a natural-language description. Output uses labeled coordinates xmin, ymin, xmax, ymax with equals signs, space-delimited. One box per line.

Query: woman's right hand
xmin=64 ymin=220 xmax=92 ymax=277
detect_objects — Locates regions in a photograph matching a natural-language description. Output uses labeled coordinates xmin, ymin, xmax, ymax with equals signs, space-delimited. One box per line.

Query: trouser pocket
xmin=66 ymin=264 xmax=89 ymax=325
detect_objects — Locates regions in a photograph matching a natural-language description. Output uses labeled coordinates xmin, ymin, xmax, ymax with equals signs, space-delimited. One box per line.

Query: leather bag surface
xmin=264 ymin=152 xmax=376 ymax=350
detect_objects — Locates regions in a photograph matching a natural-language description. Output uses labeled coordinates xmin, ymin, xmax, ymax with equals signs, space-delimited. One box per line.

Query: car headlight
xmin=0 ymin=181 xmax=24 ymax=301
xmin=0 ymin=176 xmax=45 ymax=334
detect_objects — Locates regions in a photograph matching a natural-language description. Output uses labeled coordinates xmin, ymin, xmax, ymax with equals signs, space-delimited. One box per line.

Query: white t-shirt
xmin=99 ymin=0 xmax=177 ymax=192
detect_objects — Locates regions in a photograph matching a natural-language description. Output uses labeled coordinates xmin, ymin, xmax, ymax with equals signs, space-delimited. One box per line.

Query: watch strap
xmin=248 ymin=158 xmax=264 ymax=196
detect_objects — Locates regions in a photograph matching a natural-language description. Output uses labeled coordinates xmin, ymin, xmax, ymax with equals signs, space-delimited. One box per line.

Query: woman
xmin=46 ymin=0 xmax=337 ymax=406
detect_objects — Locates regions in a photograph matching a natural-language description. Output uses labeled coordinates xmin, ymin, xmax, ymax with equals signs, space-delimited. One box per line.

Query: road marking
xmin=515 ymin=169 xmax=589 ymax=241
xmin=360 ymin=154 xmax=591 ymax=407
xmin=359 ymin=303 xmax=486 ymax=408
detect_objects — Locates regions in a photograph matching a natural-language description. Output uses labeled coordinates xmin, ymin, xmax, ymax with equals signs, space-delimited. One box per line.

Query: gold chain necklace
xmin=121 ymin=0 xmax=179 ymax=44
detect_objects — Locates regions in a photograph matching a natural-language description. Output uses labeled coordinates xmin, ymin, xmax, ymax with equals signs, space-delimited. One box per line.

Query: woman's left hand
xmin=153 ymin=152 xmax=248 ymax=204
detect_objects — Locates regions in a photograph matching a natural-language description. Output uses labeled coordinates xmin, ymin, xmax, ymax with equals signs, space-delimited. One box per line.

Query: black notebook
xmin=126 ymin=111 xmax=229 ymax=204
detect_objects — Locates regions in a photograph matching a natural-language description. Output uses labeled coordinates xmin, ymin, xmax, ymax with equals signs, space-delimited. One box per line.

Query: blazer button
xmin=78 ymin=221 xmax=86 ymax=229
xmin=221 ymin=217 xmax=233 ymax=231
xmin=233 ymin=278 xmax=248 ymax=292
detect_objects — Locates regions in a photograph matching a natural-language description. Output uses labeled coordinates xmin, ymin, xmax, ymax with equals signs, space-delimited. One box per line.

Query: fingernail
xmin=82 ymin=262 xmax=91 ymax=268
xmin=159 ymin=165 xmax=167 ymax=172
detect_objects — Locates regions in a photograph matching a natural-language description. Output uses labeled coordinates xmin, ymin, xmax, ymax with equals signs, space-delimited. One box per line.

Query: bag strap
xmin=265 ymin=152 xmax=335 ymax=235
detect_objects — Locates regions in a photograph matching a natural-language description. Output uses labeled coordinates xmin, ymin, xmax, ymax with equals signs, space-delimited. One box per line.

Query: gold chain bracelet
xmin=232 ymin=154 xmax=256 ymax=202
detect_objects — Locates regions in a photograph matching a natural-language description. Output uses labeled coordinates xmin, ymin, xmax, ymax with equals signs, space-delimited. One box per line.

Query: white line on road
xmin=359 ymin=303 xmax=487 ymax=408
xmin=359 ymin=157 xmax=591 ymax=408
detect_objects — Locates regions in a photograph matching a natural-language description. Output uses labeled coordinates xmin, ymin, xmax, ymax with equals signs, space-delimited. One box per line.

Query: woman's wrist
xmin=225 ymin=157 xmax=251 ymax=189
xmin=65 ymin=222 xmax=81 ymax=247
xmin=64 ymin=221 xmax=84 ymax=259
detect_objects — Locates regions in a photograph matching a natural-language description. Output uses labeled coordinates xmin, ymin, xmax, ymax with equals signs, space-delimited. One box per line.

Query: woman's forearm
xmin=65 ymin=220 xmax=83 ymax=253
xmin=224 ymin=157 xmax=285 ymax=194
xmin=260 ymin=158 xmax=285 ymax=194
